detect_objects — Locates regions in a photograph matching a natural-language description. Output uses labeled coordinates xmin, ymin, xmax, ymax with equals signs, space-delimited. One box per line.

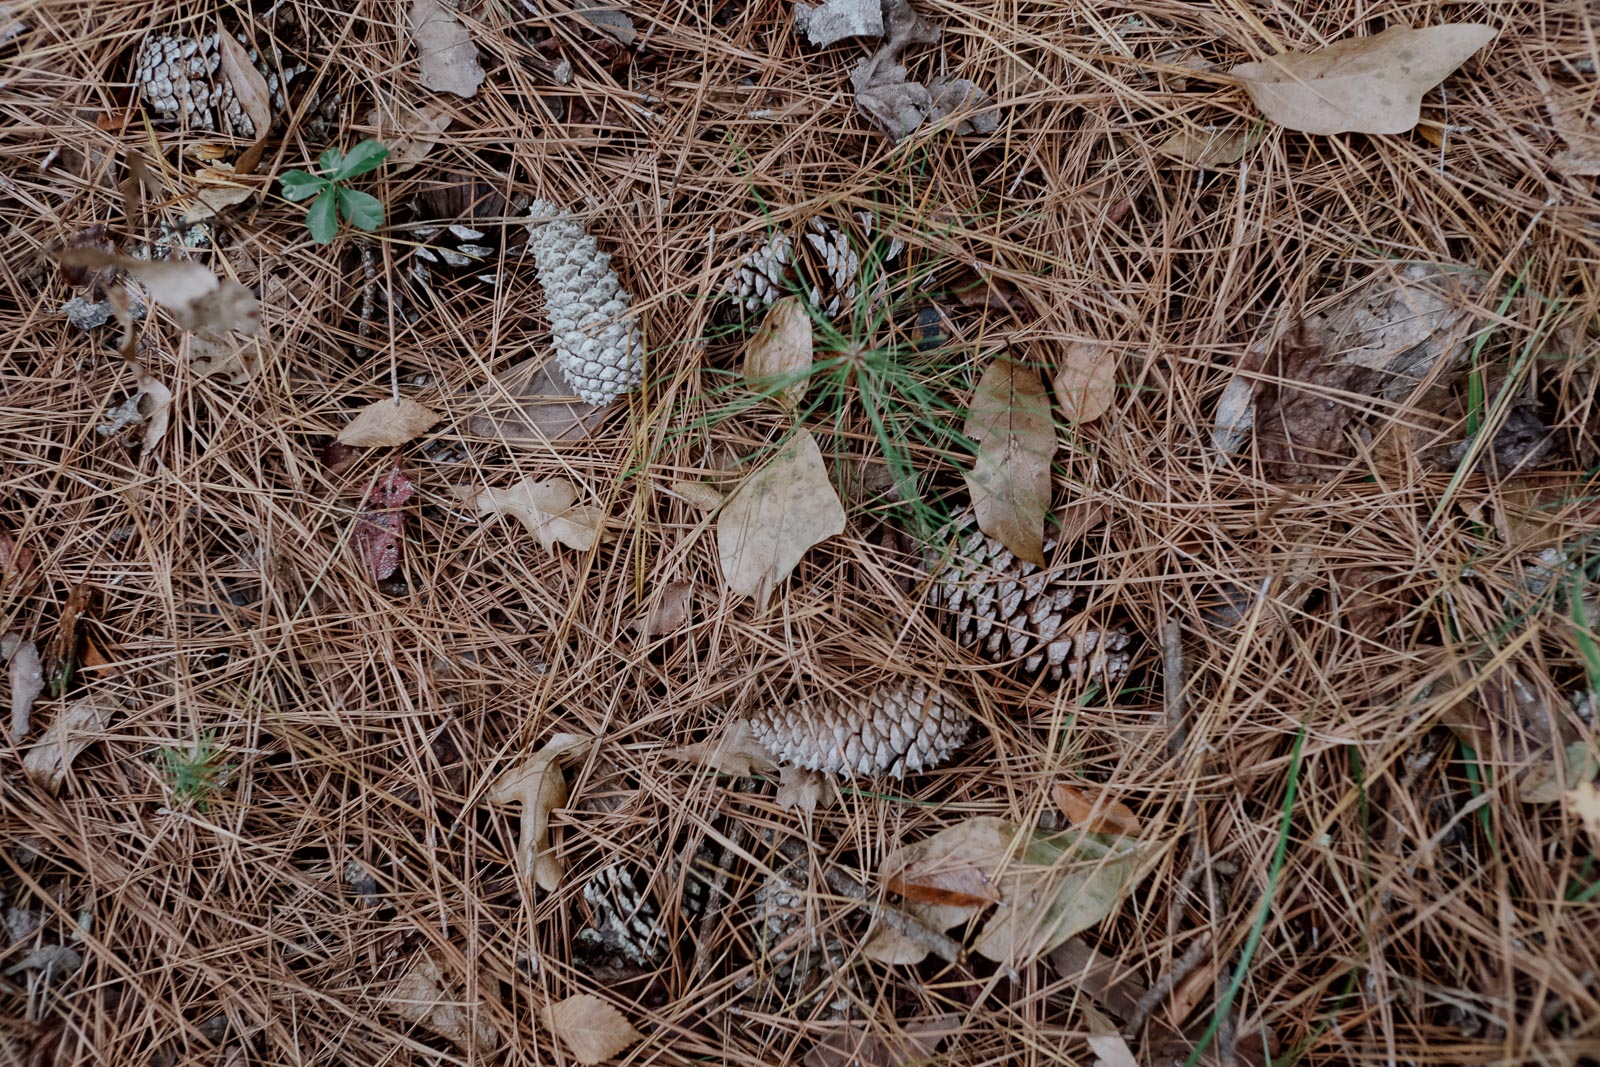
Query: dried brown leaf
xmin=59 ymin=250 xmax=261 ymax=336
xmin=775 ymin=764 xmax=831 ymax=813
xmin=187 ymin=331 xmax=259 ymax=384
xmin=973 ymin=826 xmax=1140 ymax=965
xmin=136 ymin=368 xmax=172 ymax=453
xmin=1156 ymin=125 xmax=1250 ymax=167
xmin=662 ymin=720 xmax=779 ymax=777
xmin=1567 ymin=781 xmax=1600 ymax=848
xmin=1229 ymin=24 xmax=1497 ymax=135
xmin=964 ymin=356 xmax=1054 ymax=566
xmin=22 ymin=693 xmax=115 ymax=793
xmin=487 ymin=733 xmax=594 ymax=891
xmin=546 ymin=994 xmax=641 ymax=1065
xmin=802 ymin=1015 xmax=959 ymax=1067
xmin=409 ymin=0 xmax=486 ymax=98
xmin=865 ymin=816 xmax=1010 ymax=964
xmin=214 ymin=29 xmax=273 ymax=140
xmin=1052 ymin=783 xmax=1142 ymax=836
xmin=744 ymin=295 xmax=813 ymax=411
xmin=385 ymin=952 xmax=502 ymax=1053
xmin=467 ymin=356 xmax=608 ymax=442
xmin=717 ymin=429 xmax=846 ymax=608
xmin=1214 ymin=263 xmax=1485 ymax=478
xmin=632 ymin=579 xmax=692 ymax=636
xmin=1052 ymin=341 xmax=1117 ymax=424
xmin=353 ymin=469 xmax=415 ymax=583
xmin=1083 ymin=1004 xmax=1139 ymax=1067
xmin=667 ymin=479 xmax=725 ymax=511
xmin=474 ymin=477 xmax=609 ymax=552
xmin=5 ymin=637 xmax=42 ymax=742
xmin=366 ymin=97 xmax=454 ymax=174
xmin=796 ymin=0 xmax=884 ymax=48
xmin=337 ymin=398 xmax=442 ymax=448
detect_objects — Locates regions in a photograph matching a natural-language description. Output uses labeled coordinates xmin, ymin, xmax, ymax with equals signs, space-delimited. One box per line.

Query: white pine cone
xmin=525 ymin=201 xmax=644 ymax=406
xmin=748 ymin=679 xmax=971 ymax=778
xmin=133 ymin=33 xmax=305 ymax=138
xmin=930 ymin=512 xmax=1133 ymax=685
xmin=721 ymin=212 xmax=904 ymax=317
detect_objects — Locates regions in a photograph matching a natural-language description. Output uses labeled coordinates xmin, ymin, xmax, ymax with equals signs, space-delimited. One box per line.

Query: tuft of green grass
xmin=279 ymin=139 xmax=389 ymax=244
xmin=160 ymin=733 xmax=231 ymax=811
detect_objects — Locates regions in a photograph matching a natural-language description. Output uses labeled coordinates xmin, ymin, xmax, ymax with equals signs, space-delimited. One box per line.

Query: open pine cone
xmin=748 ymin=678 xmax=970 ymax=778
xmin=722 ymin=211 xmax=904 ymax=317
xmin=929 ymin=512 xmax=1133 ymax=686
xmin=133 ymin=32 xmax=320 ymax=137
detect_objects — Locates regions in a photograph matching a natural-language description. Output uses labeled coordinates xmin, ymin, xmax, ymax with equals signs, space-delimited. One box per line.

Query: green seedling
xmin=160 ymin=732 xmax=232 ymax=811
xmin=279 ymin=139 xmax=389 ymax=244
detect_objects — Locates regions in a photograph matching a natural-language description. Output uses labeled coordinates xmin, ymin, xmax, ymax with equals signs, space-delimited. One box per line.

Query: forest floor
xmin=3 ymin=1 xmax=1600 ymax=1065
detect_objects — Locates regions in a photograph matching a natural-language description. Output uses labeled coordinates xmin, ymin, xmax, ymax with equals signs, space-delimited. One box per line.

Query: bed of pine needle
xmin=3 ymin=1 xmax=1599 ymax=1064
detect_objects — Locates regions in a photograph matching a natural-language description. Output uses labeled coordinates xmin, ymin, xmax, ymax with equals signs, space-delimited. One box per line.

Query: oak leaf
xmin=487 ymin=733 xmax=594 ymax=891
xmin=409 ymin=0 xmax=485 ymax=98
xmin=964 ymin=356 xmax=1054 ymax=566
xmin=1229 ymin=24 xmax=1496 ymax=135
xmin=1052 ymin=783 xmax=1142 ymax=836
xmin=474 ymin=478 xmax=609 ymax=552
xmin=717 ymin=429 xmax=846 ymax=608
xmin=385 ymin=952 xmax=502 ymax=1053
xmin=22 ymin=693 xmax=116 ymax=793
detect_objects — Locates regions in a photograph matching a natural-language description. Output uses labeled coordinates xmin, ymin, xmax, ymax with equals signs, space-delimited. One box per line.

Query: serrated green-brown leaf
xmin=964 ymin=357 xmax=1054 ymax=566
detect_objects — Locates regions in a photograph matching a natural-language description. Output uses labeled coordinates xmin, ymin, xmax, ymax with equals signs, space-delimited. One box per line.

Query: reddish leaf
xmin=353 ymin=469 xmax=415 ymax=583
xmin=883 ymin=867 xmax=1001 ymax=909
xmin=1052 ymin=783 xmax=1142 ymax=836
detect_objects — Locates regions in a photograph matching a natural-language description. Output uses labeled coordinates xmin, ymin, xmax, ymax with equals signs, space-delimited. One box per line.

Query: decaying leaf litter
xmin=2 ymin=0 xmax=1598 ymax=1065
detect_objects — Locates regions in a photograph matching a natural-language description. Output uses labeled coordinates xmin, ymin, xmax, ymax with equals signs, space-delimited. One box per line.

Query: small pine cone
xmin=748 ymin=679 xmax=970 ymax=778
xmin=737 ymin=852 xmax=853 ymax=1019
xmin=930 ymin=513 xmax=1133 ymax=686
xmin=722 ymin=213 xmax=903 ymax=317
xmin=525 ymin=201 xmax=644 ymax=405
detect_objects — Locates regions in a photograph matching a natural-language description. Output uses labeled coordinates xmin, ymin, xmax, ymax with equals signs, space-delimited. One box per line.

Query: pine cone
xmin=748 ymin=679 xmax=970 ymax=778
xmin=574 ymin=846 xmax=715 ymax=971
xmin=133 ymin=33 xmax=308 ymax=137
xmin=721 ymin=212 xmax=903 ymax=317
xmin=525 ymin=201 xmax=644 ymax=405
xmin=737 ymin=851 xmax=854 ymax=1019
xmin=930 ymin=513 xmax=1133 ymax=686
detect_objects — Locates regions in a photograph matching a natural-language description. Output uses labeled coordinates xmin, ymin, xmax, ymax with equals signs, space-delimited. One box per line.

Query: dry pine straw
xmin=2 ymin=0 xmax=1599 ymax=1064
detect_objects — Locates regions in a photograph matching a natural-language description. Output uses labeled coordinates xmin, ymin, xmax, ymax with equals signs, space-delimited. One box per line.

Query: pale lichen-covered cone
xmin=133 ymin=33 xmax=305 ymax=137
xmin=930 ymin=511 xmax=1133 ymax=685
xmin=525 ymin=201 xmax=644 ymax=405
xmin=748 ymin=679 xmax=971 ymax=778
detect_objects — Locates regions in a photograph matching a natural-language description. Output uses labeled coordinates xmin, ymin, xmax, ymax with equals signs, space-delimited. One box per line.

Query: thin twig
xmin=819 ymin=865 xmax=963 ymax=965
xmin=1126 ymin=930 xmax=1212 ymax=1038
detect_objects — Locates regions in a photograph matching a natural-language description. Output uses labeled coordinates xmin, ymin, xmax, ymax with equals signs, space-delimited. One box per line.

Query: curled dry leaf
xmin=1083 ymin=1004 xmax=1140 ymax=1067
xmin=6 ymin=636 xmax=43 ymax=741
xmin=795 ymin=0 xmax=884 ymax=48
xmin=744 ymin=295 xmax=814 ymax=411
xmin=802 ymin=1015 xmax=960 ymax=1067
xmin=58 ymin=249 xmax=261 ymax=336
xmin=667 ymin=479 xmax=725 ymax=512
xmin=1052 ymin=341 xmax=1117 ymax=425
xmin=487 ymin=733 xmax=594 ymax=891
xmin=717 ymin=429 xmax=846 ymax=609
xmin=187 ymin=331 xmax=259 ymax=384
xmin=385 ymin=952 xmax=502 ymax=1053
xmin=1156 ymin=125 xmax=1250 ymax=167
xmin=546 ymin=993 xmax=642 ymax=1065
xmin=353 ymin=468 xmax=415 ymax=583
xmin=1567 ymin=781 xmax=1600 ymax=848
xmin=0 ymin=527 xmax=37 ymax=589
xmin=1052 ymin=783 xmax=1142 ymax=836
xmin=866 ymin=816 xmax=1140 ymax=967
xmin=136 ymin=368 xmax=173 ymax=453
xmin=775 ymin=763 xmax=831 ymax=813
xmin=632 ymin=579 xmax=692 ymax=636
xmin=964 ymin=356 xmax=1055 ymax=567
xmin=409 ymin=0 xmax=486 ymax=98
xmin=366 ymin=97 xmax=454 ymax=173
xmin=1229 ymin=24 xmax=1497 ymax=135
xmin=661 ymin=719 xmax=777 ymax=777
xmin=473 ymin=477 xmax=609 ymax=552
xmin=22 ymin=693 xmax=116 ymax=793
xmin=468 ymin=357 xmax=608 ymax=442
xmin=214 ymin=27 xmax=273 ymax=143
xmin=575 ymin=3 xmax=637 ymax=46
xmin=1212 ymin=263 xmax=1484 ymax=477
xmin=337 ymin=397 xmax=442 ymax=448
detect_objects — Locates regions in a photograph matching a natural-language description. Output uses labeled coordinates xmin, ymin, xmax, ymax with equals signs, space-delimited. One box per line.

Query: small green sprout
xmin=279 ymin=139 xmax=389 ymax=244
xmin=160 ymin=732 xmax=232 ymax=811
